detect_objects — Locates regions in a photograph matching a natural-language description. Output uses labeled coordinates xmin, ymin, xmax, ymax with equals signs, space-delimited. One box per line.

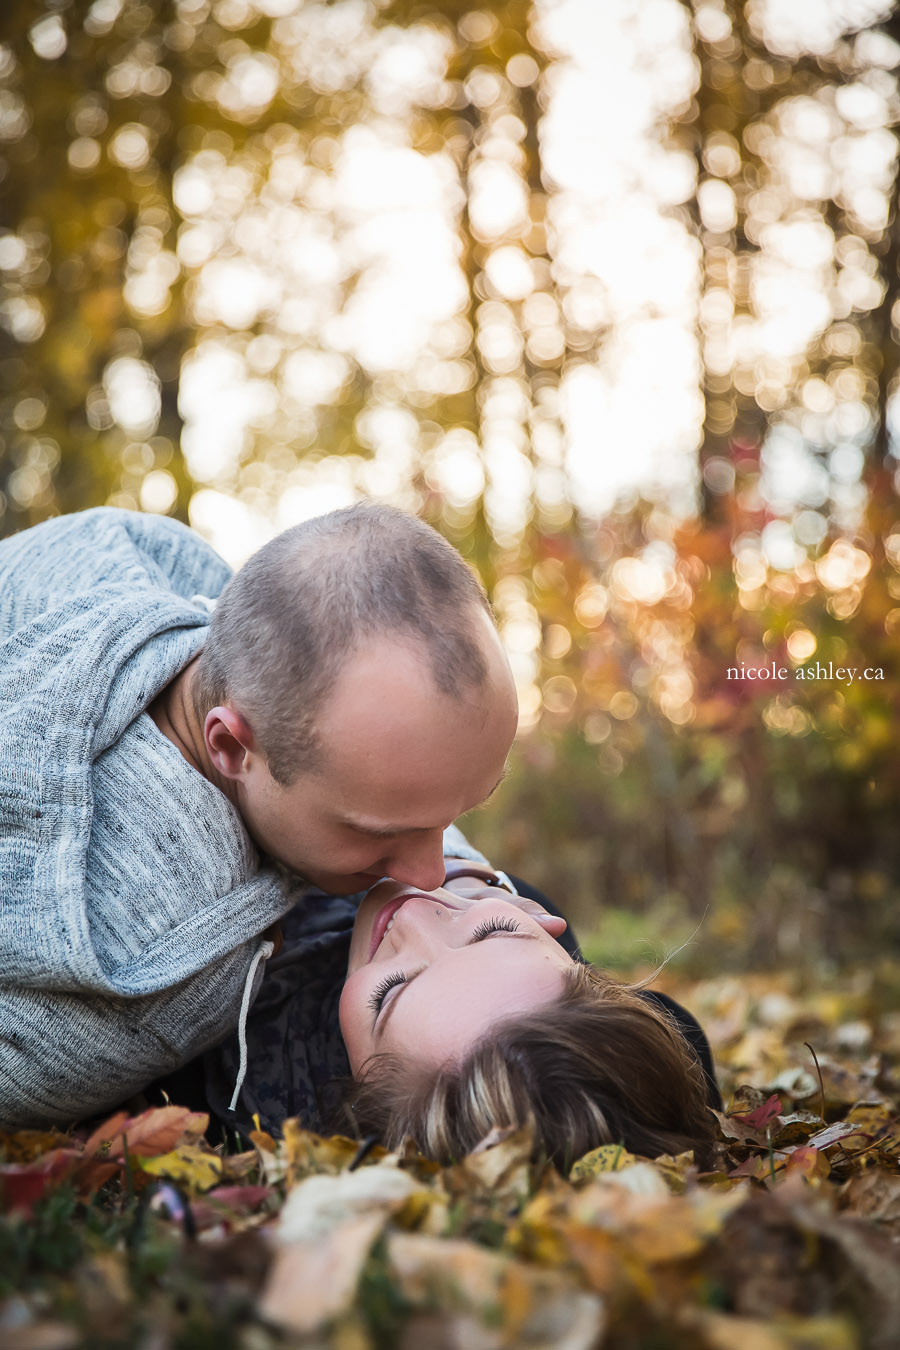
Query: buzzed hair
xmin=192 ymin=502 xmax=494 ymax=784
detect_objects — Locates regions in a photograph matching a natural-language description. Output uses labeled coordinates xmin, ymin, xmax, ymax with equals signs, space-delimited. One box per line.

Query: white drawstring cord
xmin=228 ymin=938 xmax=275 ymax=1113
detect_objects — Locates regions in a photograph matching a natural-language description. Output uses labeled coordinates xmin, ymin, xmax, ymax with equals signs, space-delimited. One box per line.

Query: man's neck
xmin=148 ymin=659 xmax=238 ymax=808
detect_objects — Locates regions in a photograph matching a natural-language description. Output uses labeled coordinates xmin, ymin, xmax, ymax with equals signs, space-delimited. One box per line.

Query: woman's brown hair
xmin=342 ymin=964 xmax=717 ymax=1171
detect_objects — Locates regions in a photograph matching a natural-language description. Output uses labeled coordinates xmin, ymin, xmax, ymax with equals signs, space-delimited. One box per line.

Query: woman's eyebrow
xmin=373 ymin=931 xmax=538 ymax=1039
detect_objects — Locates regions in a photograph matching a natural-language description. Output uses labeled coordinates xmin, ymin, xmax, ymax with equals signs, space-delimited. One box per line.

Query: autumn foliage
xmin=2 ymin=965 xmax=899 ymax=1349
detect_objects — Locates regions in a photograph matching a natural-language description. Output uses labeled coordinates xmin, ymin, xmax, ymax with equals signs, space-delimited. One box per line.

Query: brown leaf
xmin=445 ymin=1126 xmax=535 ymax=1200
xmin=219 ymin=1150 xmax=260 ymax=1182
xmin=770 ymin=1113 xmax=825 ymax=1148
xmin=840 ymin=1169 xmax=900 ymax=1231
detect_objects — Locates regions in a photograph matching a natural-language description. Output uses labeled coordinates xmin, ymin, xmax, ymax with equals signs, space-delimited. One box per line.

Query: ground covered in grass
xmin=3 ymin=964 xmax=900 ymax=1350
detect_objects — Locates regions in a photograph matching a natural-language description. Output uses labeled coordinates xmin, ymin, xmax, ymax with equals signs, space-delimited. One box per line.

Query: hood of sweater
xmin=0 ymin=507 xmax=295 ymax=1000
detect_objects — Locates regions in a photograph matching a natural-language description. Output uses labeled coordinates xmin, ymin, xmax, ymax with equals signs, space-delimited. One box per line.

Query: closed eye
xmin=470 ymin=916 xmax=522 ymax=941
xmin=370 ymin=918 xmax=530 ymax=1029
xmin=368 ymin=970 xmax=406 ymax=1018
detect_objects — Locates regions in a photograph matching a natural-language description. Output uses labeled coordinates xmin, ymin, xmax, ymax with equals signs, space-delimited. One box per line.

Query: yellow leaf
xmin=282 ymin=1119 xmax=373 ymax=1183
xmin=569 ymin=1143 xmax=636 ymax=1181
xmin=0 ymin=1129 xmax=72 ymax=1163
xmin=140 ymin=1145 xmax=223 ymax=1193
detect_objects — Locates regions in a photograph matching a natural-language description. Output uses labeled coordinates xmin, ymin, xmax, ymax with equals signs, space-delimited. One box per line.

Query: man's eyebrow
xmin=374 ymin=930 xmax=537 ymax=1040
xmin=345 ymin=768 xmax=511 ymax=838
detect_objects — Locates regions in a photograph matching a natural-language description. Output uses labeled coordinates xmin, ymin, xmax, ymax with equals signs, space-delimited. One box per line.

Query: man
xmin=0 ymin=503 xmax=517 ymax=1127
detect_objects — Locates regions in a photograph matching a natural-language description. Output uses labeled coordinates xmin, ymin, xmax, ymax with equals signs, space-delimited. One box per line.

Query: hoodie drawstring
xmin=228 ymin=938 xmax=275 ymax=1113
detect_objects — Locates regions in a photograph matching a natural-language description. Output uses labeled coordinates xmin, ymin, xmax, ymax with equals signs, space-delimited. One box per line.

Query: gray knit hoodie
xmin=0 ymin=508 xmax=299 ymax=1126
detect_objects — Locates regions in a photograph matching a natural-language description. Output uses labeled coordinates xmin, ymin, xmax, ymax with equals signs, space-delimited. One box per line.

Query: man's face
xmin=233 ymin=611 xmax=518 ymax=893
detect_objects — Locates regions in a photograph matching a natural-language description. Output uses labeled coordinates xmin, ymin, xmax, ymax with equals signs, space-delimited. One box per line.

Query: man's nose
xmin=382 ymin=830 xmax=447 ymax=892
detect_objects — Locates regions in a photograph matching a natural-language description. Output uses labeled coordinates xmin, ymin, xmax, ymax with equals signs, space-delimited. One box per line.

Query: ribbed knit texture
xmin=0 ymin=508 xmax=297 ymax=1127
xmin=0 ymin=508 xmax=488 ymax=1129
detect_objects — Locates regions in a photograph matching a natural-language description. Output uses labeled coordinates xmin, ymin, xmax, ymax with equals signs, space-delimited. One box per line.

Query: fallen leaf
xmin=808 ymin=1121 xmax=870 ymax=1152
xmin=219 ymin=1150 xmax=260 ymax=1182
xmin=0 ymin=1131 xmax=72 ymax=1163
xmin=250 ymin=1130 xmax=288 ymax=1186
xmin=771 ymin=1113 xmax=825 ymax=1148
xmin=140 ymin=1144 xmax=223 ymax=1192
xmin=386 ymin=1232 xmax=606 ymax=1348
xmin=733 ymin=1094 xmax=783 ymax=1131
xmin=569 ymin=1143 xmax=636 ymax=1182
xmin=83 ymin=1106 xmax=208 ymax=1161
xmin=258 ymin=1212 xmax=385 ymax=1335
xmin=840 ymin=1169 xmax=900 ymax=1231
xmin=783 ymin=1146 xmax=830 ymax=1183
xmin=282 ymin=1120 xmax=373 ymax=1184
xmin=445 ymin=1127 xmax=534 ymax=1200
xmin=1 ymin=1150 xmax=117 ymax=1212
xmin=276 ymin=1164 xmax=426 ymax=1242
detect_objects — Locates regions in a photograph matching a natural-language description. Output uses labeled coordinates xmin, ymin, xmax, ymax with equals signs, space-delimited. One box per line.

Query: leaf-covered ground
xmin=3 ymin=965 xmax=900 ymax=1350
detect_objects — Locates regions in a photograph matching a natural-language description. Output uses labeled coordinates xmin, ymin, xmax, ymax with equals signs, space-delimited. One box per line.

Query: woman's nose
xmin=389 ymin=895 xmax=453 ymax=953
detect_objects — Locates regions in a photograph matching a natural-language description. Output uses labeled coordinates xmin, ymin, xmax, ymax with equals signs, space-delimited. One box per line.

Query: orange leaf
xmin=784 ymin=1146 xmax=830 ymax=1182
xmin=85 ymin=1106 xmax=208 ymax=1161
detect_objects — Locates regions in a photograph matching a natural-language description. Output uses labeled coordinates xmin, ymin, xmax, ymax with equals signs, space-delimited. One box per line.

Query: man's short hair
xmin=192 ymin=502 xmax=494 ymax=784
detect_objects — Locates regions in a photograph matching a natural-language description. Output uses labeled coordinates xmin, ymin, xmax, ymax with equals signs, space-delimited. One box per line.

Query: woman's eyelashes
xmin=470 ymin=916 xmax=521 ymax=940
xmin=368 ymin=917 xmax=525 ymax=1023
xmin=368 ymin=970 xmax=406 ymax=1018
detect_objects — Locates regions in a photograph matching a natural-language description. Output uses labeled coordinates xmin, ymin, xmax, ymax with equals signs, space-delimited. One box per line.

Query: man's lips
xmin=367 ymin=888 xmax=465 ymax=960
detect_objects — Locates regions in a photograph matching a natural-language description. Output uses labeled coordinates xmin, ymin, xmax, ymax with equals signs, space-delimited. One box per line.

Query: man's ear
xmin=205 ymin=706 xmax=256 ymax=780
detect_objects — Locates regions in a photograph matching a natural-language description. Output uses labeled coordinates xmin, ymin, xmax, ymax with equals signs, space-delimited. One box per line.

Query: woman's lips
xmin=367 ymin=888 xmax=465 ymax=960
xmin=368 ymin=896 xmax=411 ymax=960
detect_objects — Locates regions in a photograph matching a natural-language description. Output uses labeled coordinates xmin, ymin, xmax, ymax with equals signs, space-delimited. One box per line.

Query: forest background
xmin=2 ymin=0 xmax=899 ymax=976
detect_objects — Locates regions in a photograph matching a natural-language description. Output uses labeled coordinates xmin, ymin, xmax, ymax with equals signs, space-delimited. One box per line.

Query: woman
xmin=171 ymin=861 xmax=719 ymax=1171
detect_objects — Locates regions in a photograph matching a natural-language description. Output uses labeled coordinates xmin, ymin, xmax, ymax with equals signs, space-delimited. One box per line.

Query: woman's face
xmin=339 ymin=877 xmax=573 ymax=1074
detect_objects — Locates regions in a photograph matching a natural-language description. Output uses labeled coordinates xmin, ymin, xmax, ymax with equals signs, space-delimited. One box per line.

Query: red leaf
xmin=733 ymin=1095 xmax=783 ymax=1132
xmin=0 ymin=1151 xmax=81 ymax=1213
